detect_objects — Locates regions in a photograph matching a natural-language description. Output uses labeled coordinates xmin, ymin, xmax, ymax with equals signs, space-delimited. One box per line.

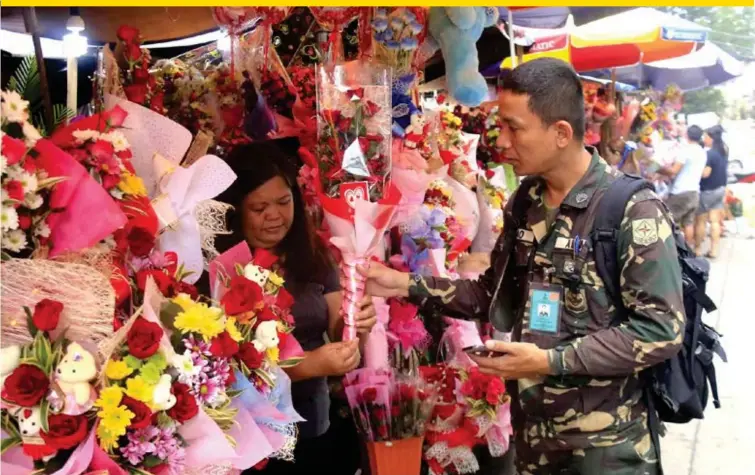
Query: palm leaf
xmin=6 ymin=56 xmax=41 ymax=107
xmin=52 ymin=104 xmax=75 ymax=131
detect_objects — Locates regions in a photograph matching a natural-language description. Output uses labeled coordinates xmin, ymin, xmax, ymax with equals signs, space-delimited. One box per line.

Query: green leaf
xmin=225 ymin=388 xmax=244 ymax=399
xmin=1 ymin=435 xmax=21 ymax=455
xmin=253 ymin=368 xmax=275 ymax=389
xmin=24 ymin=306 xmax=39 ymax=338
xmin=39 ymin=399 xmax=50 ymax=432
xmin=278 ymin=356 xmax=304 ymax=368
xmin=234 ymin=263 xmax=244 ymax=277
xmin=1 ymin=413 xmax=20 ymax=439
xmin=142 ymin=455 xmax=164 ymax=468
xmin=1 ymin=251 xmax=12 ymax=262
xmin=123 ymin=355 xmax=144 ymax=370
xmin=51 ymin=104 xmax=74 ymax=133
xmin=156 ymin=411 xmax=174 ymax=429
xmin=33 ymin=332 xmax=53 ymax=373
xmin=159 ymin=301 xmax=183 ymax=333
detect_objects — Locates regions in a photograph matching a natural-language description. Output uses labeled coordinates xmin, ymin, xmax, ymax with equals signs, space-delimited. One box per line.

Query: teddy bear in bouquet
xmin=17 ymin=406 xmax=57 ymax=461
xmin=53 ymin=342 xmax=98 ymax=415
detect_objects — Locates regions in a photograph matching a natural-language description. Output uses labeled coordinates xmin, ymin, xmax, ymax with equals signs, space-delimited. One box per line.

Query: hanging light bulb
xmin=63 ymin=11 xmax=88 ymax=58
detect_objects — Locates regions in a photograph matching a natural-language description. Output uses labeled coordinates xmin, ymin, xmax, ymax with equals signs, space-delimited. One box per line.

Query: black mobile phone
xmin=463 ymin=345 xmax=504 ymax=358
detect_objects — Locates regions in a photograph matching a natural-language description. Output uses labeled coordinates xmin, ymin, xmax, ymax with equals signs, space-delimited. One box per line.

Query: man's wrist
xmin=546 ymin=346 xmax=570 ymax=376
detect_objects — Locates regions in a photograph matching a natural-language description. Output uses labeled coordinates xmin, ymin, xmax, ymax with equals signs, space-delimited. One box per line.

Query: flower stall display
xmin=310 ymin=7 xmax=361 ymax=64
xmin=371 ymin=8 xmax=427 ymax=76
xmin=114 ymin=26 xmax=165 ymax=114
xmin=155 ymin=59 xmax=215 ymax=141
xmin=1 ymin=299 xmax=99 ymax=474
xmin=344 ymin=368 xmax=438 ymax=475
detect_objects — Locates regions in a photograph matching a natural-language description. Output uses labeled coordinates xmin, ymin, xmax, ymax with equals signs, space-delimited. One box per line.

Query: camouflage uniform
xmin=409 ymin=151 xmax=685 ymax=475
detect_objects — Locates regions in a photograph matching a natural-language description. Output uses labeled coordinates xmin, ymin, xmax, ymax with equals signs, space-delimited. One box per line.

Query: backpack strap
xmin=590 ymin=174 xmax=655 ymax=320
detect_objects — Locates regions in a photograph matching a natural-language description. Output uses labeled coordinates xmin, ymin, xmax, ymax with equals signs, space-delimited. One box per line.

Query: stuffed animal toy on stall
xmin=0 ymin=345 xmax=21 ymax=390
xmin=153 ymin=374 xmax=177 ymax=411
xmin=253 ymin=320 xmax=280 ymax=352
xmin=55 ymin=342 xmax=98 ymax=415
xmin=428 ymin=7 xmax=499 ymax=107
xmin=18 ymin=406 xmax=57 ymax=461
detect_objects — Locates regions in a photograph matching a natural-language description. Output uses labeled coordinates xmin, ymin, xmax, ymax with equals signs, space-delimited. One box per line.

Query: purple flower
xmin=390 ymin=17 xmax=405 ymax=30
xmin=427 ymin=207 xmax=447 ymax=228
xmin=184 ymin=335 xmax=211 ymax=357
xmin=409 ymin=21 xmax=423 ymax=35
xmin=121 ymin=426 xmax=159 ymax=466
xmin=372 ymin=18 xmax=388 ymax=33
xmin=154 ymin=427 xmax=185 ymax=474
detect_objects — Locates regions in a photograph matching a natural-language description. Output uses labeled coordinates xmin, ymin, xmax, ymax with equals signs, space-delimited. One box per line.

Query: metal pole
xmin=67 ymin=56 xmax=78 ymax=123
xmin=22 ymin=7 xmax=53 ymax=132
xmin=508 ymin=10 xmax=517 ymax=68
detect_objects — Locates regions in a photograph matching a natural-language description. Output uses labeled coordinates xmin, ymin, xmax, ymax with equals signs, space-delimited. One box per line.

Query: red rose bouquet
xmin=1 ymin=298 xmax=98 ymax=473
xmin=115 ymin=25 xmax=165 ymax=114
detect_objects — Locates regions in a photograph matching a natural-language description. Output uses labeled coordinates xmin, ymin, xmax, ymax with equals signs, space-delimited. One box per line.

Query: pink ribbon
xmin=340 ymin=257 xmax=367 ymax=341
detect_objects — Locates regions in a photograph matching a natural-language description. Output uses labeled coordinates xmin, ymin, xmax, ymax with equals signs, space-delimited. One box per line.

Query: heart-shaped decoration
xmin=344 ymin=188 xmax=365 ymax=209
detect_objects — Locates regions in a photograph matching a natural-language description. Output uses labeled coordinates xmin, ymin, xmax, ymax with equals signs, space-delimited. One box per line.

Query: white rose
xmin=72 ymin=129 xmax=100 ymax=143
xmin=22 ymin=121 xmax=42 ymax=146
xmin=1 ymin=205 xmax=19 ymax=231
xmin=1 ymin=229 xmax=27 ymax=253
xmin=0 ymin=90 xmax=30 ymax=123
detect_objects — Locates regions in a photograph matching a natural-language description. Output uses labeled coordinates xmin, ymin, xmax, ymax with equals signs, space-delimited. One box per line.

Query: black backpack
xmin=591 ymin=174 xmax=727 ymax=466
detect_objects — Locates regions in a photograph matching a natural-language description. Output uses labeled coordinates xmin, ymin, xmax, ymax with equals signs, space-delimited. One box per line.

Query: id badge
xmin=527 ymin=282 xmax=563 ymax=335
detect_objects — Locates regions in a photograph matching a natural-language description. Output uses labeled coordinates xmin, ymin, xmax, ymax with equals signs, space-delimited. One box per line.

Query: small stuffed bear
xmin=428 ymin=7 xmax=499 ymax=106
xmin=253 ymin=321 xmax=280 ymax=353
xmin=17 ymin=406 xmax=57 ymax=461
xmin=0 ymin=345 xmax=21 ymax=390
xmin=244 ymin=263 xmax=270 ymax=288
xmin=55 ymin=342 xmax=97 ymax=415
xmin=152 ymin=374 xmax=177 ymax=411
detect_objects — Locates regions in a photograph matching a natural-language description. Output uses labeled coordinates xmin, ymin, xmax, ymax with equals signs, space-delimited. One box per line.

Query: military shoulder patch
xmin=632 ymin=218 xmax=658 ymax=246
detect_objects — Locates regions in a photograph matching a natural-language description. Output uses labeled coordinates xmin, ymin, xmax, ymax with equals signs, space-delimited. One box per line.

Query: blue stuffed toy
xmin=428 ymin=7 xmax=499 ymax=107
xmin=392 ymin=72 xmax=420 ymax=138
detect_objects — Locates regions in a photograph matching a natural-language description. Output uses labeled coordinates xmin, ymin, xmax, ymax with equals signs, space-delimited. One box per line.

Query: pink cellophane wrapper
xmin=226 ymin=401 xmax=276 ymax=470
xmin=34 ymin=139 xmax=127 ymax=257
xmin=1 ymin=427 xmax=96 ymax=475
xmin=208 ymin=242 xmax=304 ymax=360
xmin=104 ymin=94 xmax=193 ymax=198
xmin=180 ymin=408 xmax=237 ymax=468
xmin=444 ymin=175 xmax=480 ymax=245
xmin=391 ymin=163 xmax=448 ymax=228
xmin=363 ymin=297 xmax=390 ymax=370
xmin=89 ymin=431 xmax=129 ymax=475
xmin=442 ymin=317 xmax=483 ymax=370
xmin=472 ymin=167 xmax=506 ymax=254
xmin=321 ymin=185 xmax=401 ymax=341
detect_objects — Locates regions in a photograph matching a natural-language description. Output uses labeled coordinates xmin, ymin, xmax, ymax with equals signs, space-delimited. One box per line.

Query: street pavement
xmin=661 ymin=234 xmax=755 ymax=475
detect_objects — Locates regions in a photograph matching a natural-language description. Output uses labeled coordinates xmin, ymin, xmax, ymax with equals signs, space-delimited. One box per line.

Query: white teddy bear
xmin=55 ymin=342 xmax=97 ymax=415
xmin=243 ymin=263 xmax=270 ymax=288
xmin=17 ymin=406 xmax=57 ymax=461
xmin=0 ymin=345 xmax=21 ymax=390
xmin=152 ymin=374 xmax=177 ymax=411
xmin=252 ymin=321 xmax=280 ymax=353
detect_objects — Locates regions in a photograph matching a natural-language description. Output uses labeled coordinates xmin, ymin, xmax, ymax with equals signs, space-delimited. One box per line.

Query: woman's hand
xmin=353 ymin=295 xmax=378 ymax=335
xmin=357 ymin=262 xmax=411 ymax=299
xmin=312 ymin=340 xmax=361 ymax=376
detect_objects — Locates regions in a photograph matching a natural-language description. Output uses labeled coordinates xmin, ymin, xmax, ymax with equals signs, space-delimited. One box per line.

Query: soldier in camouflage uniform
xmin=360 ymin=58 xmax=684 ymax=475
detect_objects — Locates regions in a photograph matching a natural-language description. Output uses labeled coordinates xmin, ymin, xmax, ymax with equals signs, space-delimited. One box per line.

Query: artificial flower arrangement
xmin=1 ymin=91 xmax=61 ymax=258
xmin=315 ymin=62 xmax=392 ymax=201
xmin=115 ymin=26 xmax=165 ymax=114
xmin=1 ymin=298 xmax=98 ymax=473
xmin=371 ymin=8 xmax=426 ymax=75
xmin=289 ymin=66 xmax=316 ymax=113
xmin=155 ymin=59 xmax=215 ymax=140
xmin=343 ymin=367 xmax=438 ymax=475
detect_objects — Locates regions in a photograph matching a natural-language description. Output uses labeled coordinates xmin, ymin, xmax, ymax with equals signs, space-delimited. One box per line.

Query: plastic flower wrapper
xmin=390 ymin=373 xmax=438 ymax=440
xmin=390 ymin=157 xmax=447 ymax=228
xmin=320 ymin=183 xmax=402 ymax=341
xmin=310 ymin=7 xmax=361 ymax=64
xmin=208 ymin=241 xmax=305 ymax=390
xmin=1 ymin=426 xmax=98 ymax=475
xmin=457 ymin=367 xmax=512 ymax=458
xmin=471 ymin=166 xmax=507 ymax=254
xmin=1 ymin=297 xmax=100 ymax=473
xmin=344 ymin=378 xmax=393 ymax=442
xmin=362 ymin=296 xmax=391 ymax=371
xmin=384 ymin=298 xmax=431 ymax=373
xmin=448 ymin=133 xmax=481 ymax=191
xmin=315 ymin=61 xmax=392 ymax=201
xmin=371 ymin=8 xmax=428 ymax=75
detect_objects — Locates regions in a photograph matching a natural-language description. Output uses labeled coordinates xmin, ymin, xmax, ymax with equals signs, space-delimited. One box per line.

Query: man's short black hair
xmin=498 ymin=58 xmax=586 ymax=141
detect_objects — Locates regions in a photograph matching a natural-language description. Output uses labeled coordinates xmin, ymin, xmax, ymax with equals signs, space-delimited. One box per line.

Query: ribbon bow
xmin=151 ymin=153 xmax=236 ymax=284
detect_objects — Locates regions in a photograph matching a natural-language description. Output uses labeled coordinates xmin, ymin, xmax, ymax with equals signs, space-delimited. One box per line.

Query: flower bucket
xmin=366 ymin=436 xmax=423 ymax=475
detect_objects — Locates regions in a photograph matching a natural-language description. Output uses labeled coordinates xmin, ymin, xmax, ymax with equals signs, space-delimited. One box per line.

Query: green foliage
xmin=659 ymin=7 xmax=755 ymax=61
xmin=682 ymin=88 xmax=727 ymax=115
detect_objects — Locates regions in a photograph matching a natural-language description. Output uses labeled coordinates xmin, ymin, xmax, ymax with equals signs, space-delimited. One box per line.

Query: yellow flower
xmin=266 ymin=347 xmax=280 ymax=364
xmin=97 ymin=424 xmax=120 ymax=452
xmin=225 ymin=317 xmax=243 ymax=342
xmin=175 ymin=302 xmax=225 ymax=340
xmin=105 ymin=360 xmax=133 ymax=381
xmin=172 ymin=293 xmax=196 ymax=311
xmin=267 ymin=272 xmax=284 ymax=287
xmin=125 ymin=376 xmax=155 ymax=403
xmin=118 ymin=172 xmax=147 ymax=197
xmin=95 ymin=386 xmax=124 ymax=409
xmin=97 ymin=404 xmax=134 ymax=440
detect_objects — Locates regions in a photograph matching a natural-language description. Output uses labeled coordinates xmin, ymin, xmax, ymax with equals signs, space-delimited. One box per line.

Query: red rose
xmin=485 ymin=169 xmax=495 ymax=179
xmin=167 ymin=382 xmax=198 ymax=423
xmin=124 ymin=84 xmax=148 ymax=105
xmin=113 ymin=313 xmax=124 ymax=332
xmin=486 ymin=377 xmax=505 ymax=406
xmin=225 ymin=370 xmax=237 ymax=387
xmin=116 ymin=25 xmax=140 ymax=43
xmin=2 ymin=135 xmax=26 ymax=165
xmin=125 ymin=43 xmax=143 ymax=63
xmin=21 ymin=158 xmax=36 ymax=174
xmin=276 ymin=288 xmax=294 ymax=311
xmin=150 ymin=92 xmax=165 ymax=113
xmin=253 ymin=459 xmax=269 ymax=470
xmin=210 ymin=331 xmax=240 ymax=358
xmin=133 ymin=67 xmax=150 ymax=85
xmin=17 ymin=214 xmax=31 ymax=230
xmin=121 ymin=395 xmax=152 ymax=429
xmin=173 ymin=281 xmax=199 ymax=300
xmin=102 ymin=173 xmax=121 ymax=190
xmin=126 ymin=316 xmax=163 ymax=359
xmin=136 ymin=269 xmax=174 ymax=297
xmin=221 ymin=276 xmax=264 ymax=317
xmin=32 ymin=298 xmax=64 ymax=332
xmin=3 ymin=364 xmax=50 ymax=407
xmin=69 ymin=148 xmax=89 ymax=162
xmin=121 ymin=196 xmax=159 ymax=236
xmin=111 ymin=261 xmax=132 ymax=307
xmin=162 ymin=251 xmax=178 ymax=275
xmin=40 ymin=414 xmax=89 ymax=450
xmin=237 ymin=342 xmax=264 ymax=370
xmin=256 ymin=306 xmax=278 ymax=323
xmin=89 ymin=139 xmax=115 ymax=162
xmin=5 ymin=180 xmax=24 ymax=203
xmin=128 ymin=225 xmax=156 ymax=257
xmin=321 ymin=109 xmax=341 ymax=125
xmin=361 ymin=387 xmax=377 ymax=404
xmin=363 ymin=101 xmax=381 ymax=117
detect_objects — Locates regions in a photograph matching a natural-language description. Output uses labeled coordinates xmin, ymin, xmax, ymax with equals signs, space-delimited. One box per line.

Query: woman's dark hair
xmin=215 ymin=140 xmax=333 ymax=287
xmin=687 ymin=125 xmax=704 ymax=146
xmin=705 ymin=125 xmax=729 ymax=160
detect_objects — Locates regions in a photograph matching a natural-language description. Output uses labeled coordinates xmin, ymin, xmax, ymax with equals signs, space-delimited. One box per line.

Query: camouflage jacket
xmin=409 ymin=151 xmax=685 ymax=452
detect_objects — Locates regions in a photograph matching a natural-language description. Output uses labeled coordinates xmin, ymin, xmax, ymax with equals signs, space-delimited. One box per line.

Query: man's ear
xmin=553 ymin=120 xmax=574 ymax=149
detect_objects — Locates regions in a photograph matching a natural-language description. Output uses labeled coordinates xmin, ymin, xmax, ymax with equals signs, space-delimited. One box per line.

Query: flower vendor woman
xmin=208 ymin=141 xmax=377 ymax=474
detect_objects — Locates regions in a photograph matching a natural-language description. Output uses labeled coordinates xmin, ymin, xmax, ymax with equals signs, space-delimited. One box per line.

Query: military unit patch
xmin=631 ymin=219 xmax=658 ymax=246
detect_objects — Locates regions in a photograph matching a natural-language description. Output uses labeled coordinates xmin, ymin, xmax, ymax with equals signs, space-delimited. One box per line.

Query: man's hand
xmin=356 ymin=262 xmax=411 ymax=299
xmin=469 ymin=340 xmax=552 ymax=380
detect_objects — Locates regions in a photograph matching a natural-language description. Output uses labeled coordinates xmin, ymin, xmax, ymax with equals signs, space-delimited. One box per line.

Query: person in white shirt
xmin=660 ymin=125 xmax=707 ymax=245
